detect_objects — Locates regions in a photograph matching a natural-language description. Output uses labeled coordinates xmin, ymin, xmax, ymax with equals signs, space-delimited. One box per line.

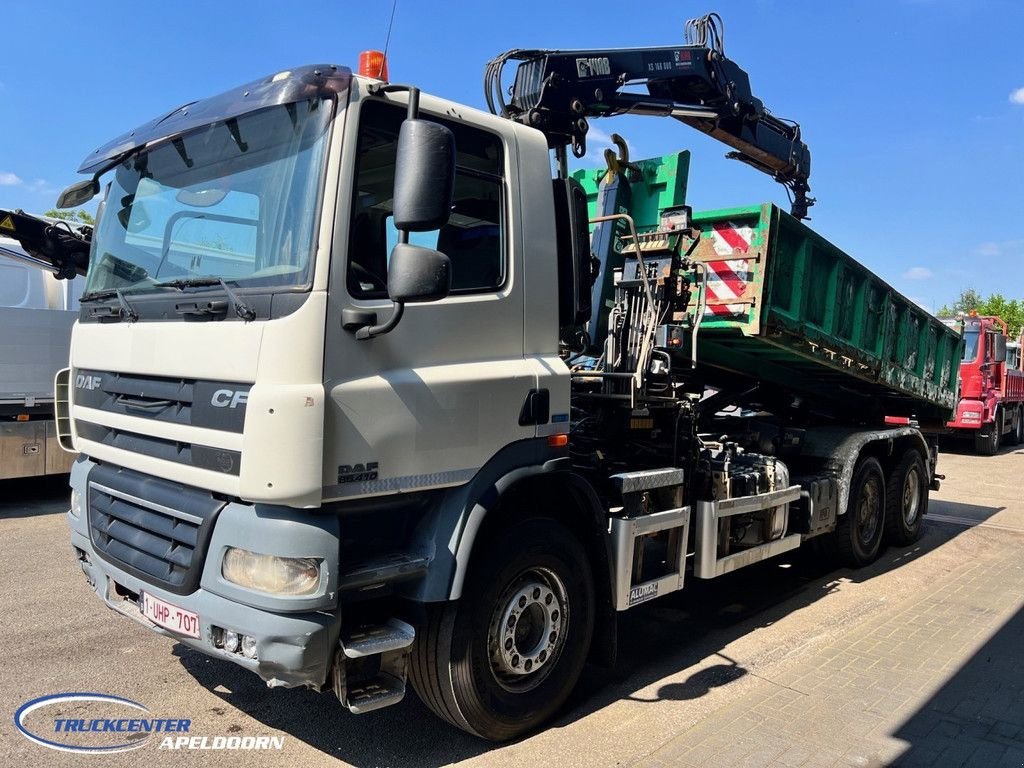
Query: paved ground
xmin=1 ymin=444 xmax=1022 ymax=768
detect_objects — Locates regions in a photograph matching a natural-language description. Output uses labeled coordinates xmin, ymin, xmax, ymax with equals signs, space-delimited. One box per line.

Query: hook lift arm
xmin=484 ymin=13 xmax=814 ymax=219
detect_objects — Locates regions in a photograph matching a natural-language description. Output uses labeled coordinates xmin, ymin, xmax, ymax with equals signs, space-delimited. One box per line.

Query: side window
xmin=347 ymin=100 xmax=505 ymax=298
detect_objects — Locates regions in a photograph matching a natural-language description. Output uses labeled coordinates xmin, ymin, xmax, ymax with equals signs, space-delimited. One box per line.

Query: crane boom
xmin=484 ymin=14 xmax=814 ymax=218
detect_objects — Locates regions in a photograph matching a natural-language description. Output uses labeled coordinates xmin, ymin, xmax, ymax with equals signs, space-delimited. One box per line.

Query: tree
xmin=44 ymin=208 xmax=95 ymax=225
xmin=938 ymin=289 xmax=1024 ymax=337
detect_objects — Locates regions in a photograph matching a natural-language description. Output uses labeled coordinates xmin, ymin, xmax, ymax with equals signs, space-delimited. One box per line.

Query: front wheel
xmin=410 ymin=518 xmax=595 ymax=741
xmin=834 ymin=456 xmax=886 ymax=567
xmin=975 ymin=412 xmax=1001 ymax=455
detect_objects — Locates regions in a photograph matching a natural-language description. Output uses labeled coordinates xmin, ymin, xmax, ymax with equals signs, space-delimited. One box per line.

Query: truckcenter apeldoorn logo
xmin=15 ymin=693 xmax=285 ymax=753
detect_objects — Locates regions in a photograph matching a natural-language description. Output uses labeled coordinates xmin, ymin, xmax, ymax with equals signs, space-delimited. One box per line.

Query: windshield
xmin=83 ymin=99 xmax=332 ymax=296
xmin=962 ymin=329 xmax=980 ymax=362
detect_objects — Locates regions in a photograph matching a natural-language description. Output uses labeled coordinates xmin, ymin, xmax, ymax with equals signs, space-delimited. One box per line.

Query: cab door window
xmin=347 ymin=100 xmax=505 ymax=298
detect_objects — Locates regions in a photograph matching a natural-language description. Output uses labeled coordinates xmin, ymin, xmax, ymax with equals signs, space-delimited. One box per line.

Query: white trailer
xmin=0 ymin=235 xmax=80 ymax=478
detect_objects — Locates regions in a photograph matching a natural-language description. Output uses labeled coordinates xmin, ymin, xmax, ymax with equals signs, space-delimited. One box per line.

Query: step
xmin=341 ymin=618 xmax=415 ymax=659
xmin=338 ymin=553 xmax=430 ymax=591
xmin=346 ymin=673 xmax=406 ymax=714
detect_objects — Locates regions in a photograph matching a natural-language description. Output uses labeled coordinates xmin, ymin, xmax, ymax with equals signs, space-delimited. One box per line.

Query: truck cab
xmin=60 ymin=65 xmax=578 ymax=726
xmin=946 ymin=314 xmax=1024 ymax=453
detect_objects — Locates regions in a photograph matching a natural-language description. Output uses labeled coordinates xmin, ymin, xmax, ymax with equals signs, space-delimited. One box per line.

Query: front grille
xmin=73 ymin=368 xmax=250 ymax=433
xmin=76 ymin=421 xmax=241 ymax=475
xmin=87 ymin=464 xmax=226 ymax=594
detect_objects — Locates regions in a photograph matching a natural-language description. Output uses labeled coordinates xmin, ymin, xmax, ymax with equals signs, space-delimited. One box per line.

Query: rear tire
xmin=409 ymin=518 xmax=594 ymax=741
xmin=885 ymin=449 xmax=927 ymax=546
xmin=1007 ymin=406 xmax=1023 ymax=446
xmin=834 ymin=456 xmax=886 ymax=567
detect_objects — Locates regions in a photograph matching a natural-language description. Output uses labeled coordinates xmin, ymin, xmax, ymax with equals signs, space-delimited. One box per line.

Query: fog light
xmin=223 ymin=630 xmax=240 ymax=653
xmin=221 ymin=548 xmax=320 ymax=596
xmin=70 ymin=488 xmax=83 ymax=518
xmin=241 ymin=635 xmax=258 ymax=659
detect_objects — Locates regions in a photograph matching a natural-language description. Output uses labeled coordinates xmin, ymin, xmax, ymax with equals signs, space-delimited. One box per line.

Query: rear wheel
xmin=410 ymin=518 xmax=594 ymax=741
xmin=834 ymin=456 xmax=886 ymax=567
xmin=885 ymin=449 xmax=927 ymax=546
xmin=1007 ymin=406 xmax=1024 ymax=446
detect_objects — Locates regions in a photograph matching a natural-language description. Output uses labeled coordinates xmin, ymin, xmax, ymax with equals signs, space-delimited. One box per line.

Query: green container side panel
xmin=690 ymin=203 xmax=962 ymax=422
xmin=573 ymin=153 xmax=961 ymax=422
xmin=571 ymin=151 xmax=690 ymax=231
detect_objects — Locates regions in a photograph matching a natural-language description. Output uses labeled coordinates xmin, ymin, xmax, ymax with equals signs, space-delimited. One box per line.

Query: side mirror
xmin=388 ymin=242 xmax=451 ymax=303
xmin=57 ymin=179 xmax=99 ymax=209
xmin=392 ymin=119 xmax=455 ymax=231
xmin=994 ymin=333 xmax=1007 ymax=363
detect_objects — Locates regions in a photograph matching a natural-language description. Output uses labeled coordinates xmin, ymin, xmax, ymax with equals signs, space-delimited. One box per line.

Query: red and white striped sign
xmin=704 ymin=221 xmax=754 ymax=320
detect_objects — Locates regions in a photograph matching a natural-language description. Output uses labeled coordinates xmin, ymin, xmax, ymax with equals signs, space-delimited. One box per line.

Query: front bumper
xmin=67 ymin=458 xmax=341 ymax=689
xmin=947 ymin=400 xmax=987 ymax=431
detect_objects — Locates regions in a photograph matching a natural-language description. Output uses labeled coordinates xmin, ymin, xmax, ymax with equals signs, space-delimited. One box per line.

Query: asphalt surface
xmin=2 ymin=443 xmax=1023 ymax=767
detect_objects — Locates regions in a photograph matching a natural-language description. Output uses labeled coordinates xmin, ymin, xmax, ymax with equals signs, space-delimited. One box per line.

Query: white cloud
xmin=0 ymin=172 xmax=22 ymax=186
xmin=26 ymin=178 xmax=59 ymax=196
xmin=903 ymin=267 xmax=933 ymax=280
xmin=974 ymin=239 xmax=1024 ymax=258
xmin=1010 ymin=87 xmax=1024 ymax=105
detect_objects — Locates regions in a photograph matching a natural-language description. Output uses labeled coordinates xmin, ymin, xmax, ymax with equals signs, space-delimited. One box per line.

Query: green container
xmin=689 ymin=203 xmax=961 ymax=423
xmin=573 ymin=159 xmax=961 ymax=422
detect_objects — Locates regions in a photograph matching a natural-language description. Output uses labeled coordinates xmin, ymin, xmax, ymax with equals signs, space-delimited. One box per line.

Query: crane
xmin=484 ymin=13 xmax=814 ymax=219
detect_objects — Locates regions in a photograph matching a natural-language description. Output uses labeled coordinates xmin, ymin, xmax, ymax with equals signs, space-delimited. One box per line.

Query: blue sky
xmin=1 ymin=0 xmax=1021 ymax=311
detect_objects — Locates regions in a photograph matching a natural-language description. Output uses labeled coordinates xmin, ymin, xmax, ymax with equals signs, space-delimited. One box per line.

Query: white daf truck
xmin=13 ymin=15 xmax=960 ymax=740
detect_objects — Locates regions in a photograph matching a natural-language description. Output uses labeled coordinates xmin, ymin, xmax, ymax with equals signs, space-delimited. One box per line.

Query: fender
xmin=799 ymin=426 xmax=930 ymax=516
xmin=397 ymin=438 xmax=610 ymax=602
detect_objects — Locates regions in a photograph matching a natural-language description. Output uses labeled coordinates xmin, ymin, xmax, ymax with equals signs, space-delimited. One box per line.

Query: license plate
xmin=139 ymin=591 xmax=200 ymax=639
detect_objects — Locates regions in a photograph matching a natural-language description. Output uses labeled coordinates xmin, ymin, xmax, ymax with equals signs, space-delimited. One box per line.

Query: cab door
xmin=322 ymin=94 xmax=536 ymax=500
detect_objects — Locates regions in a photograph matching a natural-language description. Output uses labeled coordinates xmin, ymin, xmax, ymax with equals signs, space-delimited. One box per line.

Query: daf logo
xmin=210 ymin=389 xmax=249 ymax=409
xmin=75 ymin=374 xmax=102 ymax=391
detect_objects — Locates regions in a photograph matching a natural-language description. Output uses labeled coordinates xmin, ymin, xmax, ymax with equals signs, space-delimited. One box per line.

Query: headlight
xmin=221 ymin=548 xmax=320 ymax=596
xmin=70 ymin=488 xmax=83 ymax=517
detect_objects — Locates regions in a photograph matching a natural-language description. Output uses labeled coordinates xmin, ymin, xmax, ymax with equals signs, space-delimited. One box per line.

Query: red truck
xmin=946 ymin=314 xmax=1024 ymax=454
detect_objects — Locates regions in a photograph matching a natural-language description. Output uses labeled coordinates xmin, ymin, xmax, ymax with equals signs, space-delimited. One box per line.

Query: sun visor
xmin=77 ymin=64 xmax=352 ymax=175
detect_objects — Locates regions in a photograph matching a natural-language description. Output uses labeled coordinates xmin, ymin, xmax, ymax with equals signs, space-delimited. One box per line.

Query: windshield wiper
xmin=155 ymin=277 xmax=256 ymax=321
xmin=79 ymin=288 xmax=140 ymax=322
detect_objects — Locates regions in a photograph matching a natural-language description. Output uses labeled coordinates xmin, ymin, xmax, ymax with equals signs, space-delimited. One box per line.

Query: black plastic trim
xmin=86 ymin=463 xmax=226 ymax=594
xmin=76 ymin=421 xmax=241 ymax=476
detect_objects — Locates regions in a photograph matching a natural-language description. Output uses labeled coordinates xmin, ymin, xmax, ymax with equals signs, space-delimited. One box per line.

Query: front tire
xmin=885 ymin=449 xmax=927 ymax=546
xmin=410 ymin=518 xmax=595 ymax=741
xmin=975 ymin=411 xmax=1001 ymax=455
xmin=834 ymin=456 xmax=886 ymax=567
